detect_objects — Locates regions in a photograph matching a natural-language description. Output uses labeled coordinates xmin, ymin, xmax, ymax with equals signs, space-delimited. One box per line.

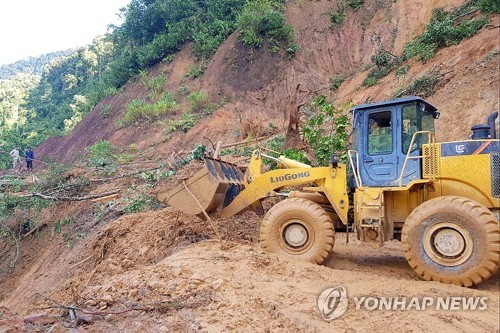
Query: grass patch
xmin=393 ymin=74 xmax=440 ymax=98
xmin=165 ymin=112 xmax=200 ymax=134
xmin=186 ymin=63 xmax=208 ymax=79
xmin=330 ymin=76 xmax=345 ymax=91
xmin=124 ymin=194 xmax=161 ymax=214
xmin=404 ymin=3 xmax=489 ymax=62
xmin=86 ymin=140 xmax=116 ymax=167
xmin=362 ymin=49 xmax=401 ymax=87
xmin=238 ymin=0 xmax=299 ymax=59
xmin=118 ymin=91 xmax=177 ymax=126
xmin=348 ymin=0 xmax=364 ymax=10
xmin=330 ymin=2 xmax=346 ymax=26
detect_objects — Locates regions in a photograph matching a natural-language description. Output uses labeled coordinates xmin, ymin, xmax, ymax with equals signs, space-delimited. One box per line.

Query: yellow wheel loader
xmin=160 ymin=96 xmax=500 ymax=287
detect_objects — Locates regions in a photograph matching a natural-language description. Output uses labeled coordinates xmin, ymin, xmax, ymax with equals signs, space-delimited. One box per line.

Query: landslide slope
xmin=36 ymin=0 xmax=499 ymax=163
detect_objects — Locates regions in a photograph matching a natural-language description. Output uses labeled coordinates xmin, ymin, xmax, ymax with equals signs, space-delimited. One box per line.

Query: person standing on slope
xmin=9 ymin=146 xmax=22 ymax=173
xmin=25 ymin=146 xmax=34 ymax=172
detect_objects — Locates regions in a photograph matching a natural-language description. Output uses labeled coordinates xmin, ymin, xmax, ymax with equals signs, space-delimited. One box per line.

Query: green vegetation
xmin=237 ymin=0 xmax=299 ymax=58
xmin=0 ymin=163 xmax=80 ymax=254
xmin=348 ymin=0 xmax=364 ymax=10
xmin=393 ymin=74 xmax=440 ymax=98
xmin=363 ymin=49 xmax=401 ymax=87
xmin=140 ymin=169 xmax=176 ymax=182
xmin=188 ymin=91 xmax=208 ymax=111
xmin=140 ymin=71 xmax=168 ymax=95
xmin=362 ymin=1 xmax=492 ymax=88
xmin=1 ymin=0 xmax=494 ymax=171
xmin=100 ymin=104 xmax=112 ymax=118
xmin=53 ymin=217 xmax=84 ymax=248
xmin=0 ymin=50 xmax=72 ymax=79
xmin=53 ymin=218 xmax=74 ymax=235
xmin=118 ymin=91 xmax=177 ymax=126
xmin=330 ymin=76 xmax=345 ymax=91
xmin=404 ymin=3 xmax=489 ymax=62
xmin=264 ymin=134 xmax=311 ymax=167
xmin=330 ymin=2 xmax=346 ymax=26
xmin=395 ymin=65 xmax=410 ymax=78
xmin=165 ymin=112 xmax=199 ymax=134
xmin=86 ymin=140 xmax=116 ymax=167
xmin=0 ymin=0 xmax=256 ymax=167
xmin=123 ymin=194 xmax=161 ymax=214
xmin=302 ymin=96 xmax=351 ymax=166
xmin=186 ymin=63 xmax=208 ymax=79
xmin=479 ymin=0 xmax=499 ymax=13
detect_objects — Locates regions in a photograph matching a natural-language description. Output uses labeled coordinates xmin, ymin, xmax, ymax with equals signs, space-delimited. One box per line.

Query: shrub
xmin=186 ymin=63 xmax=208 ymax=79
xmin=348 ymin=0 xmax=364 ymax=10
xmin=480 ymin=0 xmax=500 ymax=13
xmin=87 ymin=140 xmax=116 ymax=167
xmin=100 ymin=104 xmax=112 ymax=118
xmin=154 ymin=91 xmax=177 ymax=114
xmin=141 ymin=72 xmax=167 ymax=95
xmin=302 ymin=96 xmax=351 ymax=166
xmin=393 ymin=75 xmax=440 ymax=98
xmin=331 ymin=2 xmax=346 ymax=26
xmin=404 ymin=6 xmax=489 ymax=62
xmin=165 ymin=112 xmax=200 ymax=134
xmin=118 ymin=91 xmax=176 ymax=126
xmin=140 ymin=169 xmax=175 ymax=182
xmin=124 ymin=194 xmax=160 ymax=214
xmin=362 ymin=49 xmax=400 ymax=87
xmin=330 ymin=76 xmax=345 ymax=91
xmin=395 ymin=65 xmax=410 ymax=78
xmin=163 ymin=54 xmax=175 ymax=63
xmin=238 ymin=0 xmax=298 ymax=57
xmin=188 ymin=91 xmax=208 ymax=111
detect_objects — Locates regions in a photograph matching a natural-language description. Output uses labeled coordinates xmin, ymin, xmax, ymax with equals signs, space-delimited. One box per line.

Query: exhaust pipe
xmin=488 ymin=112 xmax=498 ymax=139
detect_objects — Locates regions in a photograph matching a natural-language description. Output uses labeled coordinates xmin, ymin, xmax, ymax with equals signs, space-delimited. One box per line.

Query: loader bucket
xmin=158 ymin=157 xmax=245 ymax=216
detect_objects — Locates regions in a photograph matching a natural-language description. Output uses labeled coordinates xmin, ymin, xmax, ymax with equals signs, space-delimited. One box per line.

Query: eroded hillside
xmin=35 ymin=0 xmax=499 ymax=163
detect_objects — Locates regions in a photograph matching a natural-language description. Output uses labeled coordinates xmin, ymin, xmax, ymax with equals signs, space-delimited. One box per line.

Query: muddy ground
xmin=0 ymin=204 xmax=498 ymax=332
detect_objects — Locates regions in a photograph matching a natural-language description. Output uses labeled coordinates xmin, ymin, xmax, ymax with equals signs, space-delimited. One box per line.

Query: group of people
xmin=9 ymin=146 xmax=34 ymax=173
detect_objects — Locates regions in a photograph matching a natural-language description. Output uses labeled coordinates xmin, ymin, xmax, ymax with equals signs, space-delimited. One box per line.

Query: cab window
xmin=402 ymin=104 xmax=435 ymax=154
xmin=368 ymin=111 xmax=392 ymax=155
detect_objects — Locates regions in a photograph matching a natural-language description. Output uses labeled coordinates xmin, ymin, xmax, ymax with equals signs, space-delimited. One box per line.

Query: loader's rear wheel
xmin=402 ymin=196 xmax=500 ymax=287
xmin=260 ymin=198 xmax=334 ymax=264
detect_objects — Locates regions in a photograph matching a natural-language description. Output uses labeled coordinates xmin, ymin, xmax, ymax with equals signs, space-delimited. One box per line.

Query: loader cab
xmin=350 ymin=96 xmax=439 ymax=188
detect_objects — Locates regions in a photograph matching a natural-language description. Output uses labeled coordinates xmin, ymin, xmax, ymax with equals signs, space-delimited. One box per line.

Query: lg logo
xmin=455 ymin=144 xmax=465 ymax=153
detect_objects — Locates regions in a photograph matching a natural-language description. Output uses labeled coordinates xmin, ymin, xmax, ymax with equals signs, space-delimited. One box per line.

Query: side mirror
xmin=433 ymin=111 xmax=440 ymax=119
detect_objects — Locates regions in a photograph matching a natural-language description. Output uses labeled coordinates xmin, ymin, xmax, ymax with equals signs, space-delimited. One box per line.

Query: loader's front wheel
xmin=402 ymin=196 xmax=500 ymax=287
xmin=260 ymin=198 xmax=334 ymax=264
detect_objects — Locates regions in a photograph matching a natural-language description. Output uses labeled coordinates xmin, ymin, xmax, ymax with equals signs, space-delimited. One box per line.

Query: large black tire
xmin=260 ymin=198 xmax=334 ymax=264
xmin=402 ymin=196 xmax=500 ymax=287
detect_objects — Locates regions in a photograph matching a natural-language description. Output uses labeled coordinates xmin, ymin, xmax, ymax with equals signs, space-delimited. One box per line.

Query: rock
xmin=211 ymin=279 xmax=224 ymax=290
xmin=171 ymin=267 xmax=183 ymax=277
xmin=129 ymin=289 xmax=139 ymax=298
xmin=23 ymin=313 xmax=57 ymax=325
xmin=84 ymin=299 xmax=98 ymax=307
xmin=76 ymin=315 xmax=93 ymax=325
xmin=216 ymin=302 xmax=229 ymax=310
xmin=101 ymin=294 xmax=114 ymax=305
xmin=47 ymin=322 xmax=69 ymax=333
xmin=190 ymin=273 xmax=206 ymax=284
